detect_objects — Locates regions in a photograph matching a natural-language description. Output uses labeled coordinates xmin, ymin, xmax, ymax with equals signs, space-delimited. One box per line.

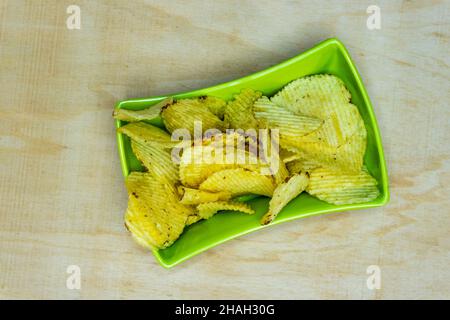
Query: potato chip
xmin=280 ymin=136 xmax=335 ymax=164
xmin=256 ymin=131 xmax=289 ymax=184
xmin=286 ymin=158 xmax=320 ymax=175
xmin=272 ymin=160 xmax=289 ymax=185
xmin=131 ymin=140 xmax=179 ymax=188
xmin=294 ymin=103 xmax=366 ymax=147
xmin=254 ymin=96 xmax=322 ymax=138
xmin=124 ymin=172 xmax=193 ymax=249
xmin=271 ymin=75 xmax=366 ymax=173
xmin=179 ymin=137 xmax=268 ymax=187
xmin=271 ymin=74 xmax=351 ymax=119
xmin=202 ymin=96 xmax=227 ymax=119
xmin=197 ymin=201 xmax=255 ymax=219
xmin=281 ymin=128 xmax=366 ymax=174
xmin=113 ymin=98 xmax=173 ymax=122
xmin=261 ymin=172 xmax=309 ymax=225
xmin=279 ymin=147 xmax=302 ymax=163
xmin=199 ymin=168 xmax=275 ymax=197
xmin=179 ymin=187 xmax=231 ymax=205
xmin=185 ymin=213 xmax=202 ymax=226
xmin=306 ymin=167 xmax=379 ymax=205
xmin=161 ymin=97 xmax=226 ymax=134
xmin=179 ymin=145 xmax=236 ymax=187
xmin=335 ymin=132 xmax=366 ymax=173
xmin=224 ymin=88 xmax=262 ymax=130
xmin=118 ymin=121 xmax=178 ymax=149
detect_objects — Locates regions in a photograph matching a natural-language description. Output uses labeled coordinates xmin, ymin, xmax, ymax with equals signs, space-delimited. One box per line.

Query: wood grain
xmin=0 ymin=0 xmax=449 ymax=299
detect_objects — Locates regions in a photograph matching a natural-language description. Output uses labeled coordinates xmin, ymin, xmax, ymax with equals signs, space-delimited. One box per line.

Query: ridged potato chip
xmin=179 ymin=145 xmax=237 ymax=187
xmin=271 ymin=74 xmax=351 ymax=119
xmin=335 ymin=132 xmax=367 ymax=173
xmin=179 ymin=187 xmax=231 ymax=205
xmin=272 ymin=160 xmax=289 ymax=185
xmin=185 ymin=213 xmax=202 ymax=226
xmin=118 ymin=122 xmax=178 ymax=149
xmin=161 ymin=97 xmax=226 ymax=134
xmin=199 ymin=168 xmax=275 ymax=197
xmin=125 ymin=208 xmax=158 ymax=250
xmin=179 ymin=137 xmax=268 ymax=187
xmin=272 ymin=75 xmax=367 ymax=174
xmin=286 ymin=158 xmax=320 ymax=175
xmin=124 ymin=172 xmax=193 ymax=249
xmin=280 ymin=137 xmax=337 ymax=167
xmin=131 ymin=140 xmax=179 ymax=188
xmin=261 ymin=172 xmax=309 ymax=225
xmin=256 ymin=131 xmax=289 ymax=184
xmin=306 ymin=167 xmax=379 ymax=205
xmin=197 ymin=201 xmax=255 ymax=219
xmin=279 ymin=148 xmax=303 ymax=163
xmin=294 ymin=103 xmax=366 ymax=147
xmin=113 ymin=98 xmax=173 ymax=122
xmin=281 ymin=128 xmax=366 ymax=174
xmin=202 ymin=96 xmax=227 ymax=119
xmin=254 ymin=96 xmax=322 ymax=138
xmin=224 ymin=88 xmax=262 ymax=130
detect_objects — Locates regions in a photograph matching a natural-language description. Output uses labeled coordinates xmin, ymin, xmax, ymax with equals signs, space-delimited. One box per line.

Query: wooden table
xmin=1 ymin=0 xmax=449 ymax=299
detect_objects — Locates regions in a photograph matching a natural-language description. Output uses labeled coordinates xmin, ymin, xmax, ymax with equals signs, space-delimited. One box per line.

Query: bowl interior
xmin=115 ymin=38 xmax=389 ymax=268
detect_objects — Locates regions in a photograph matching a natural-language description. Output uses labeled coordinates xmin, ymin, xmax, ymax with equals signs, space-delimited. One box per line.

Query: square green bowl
xmin=115 ymin=38 xmax=389 ymax=268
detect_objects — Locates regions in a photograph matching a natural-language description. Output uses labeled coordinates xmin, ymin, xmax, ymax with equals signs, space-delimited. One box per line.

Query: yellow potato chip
xmin=118 ymin=121 xmax=178 ymax=149
xmin=256 ymin=131 xmax=289 ymax=184
xmin=161 ymin=97 xmax=226 ymax=134
xmin=306 ymin=167 xmax=379 ymax=205
xmin=125 ymin=208 xmax=157 ymax=250
xmin=179 ymin=187 xmax=231 ymax=205
xmin=279 ymin=147 xmax=302 ymax=163
xmin=271 ymin=75 xmax=366 ymax=173
xmin=224 ymin=88 xmax=262 ymax=130
xmin=124 ymin=172 xmax=194 ymax=249
xmin=286 ymin=158 xmax=320 ymax=175
xmin=202 ymin=96 xmax=227 ymax=119
xmin=281 ymin=130 xmax=366 ymax=174
xmin=179 ymin=145 xmax=237 ymax=187
xmin=254 ymin=96 xmax=322 ymax=138
xmin=272 ymin=160 xmax=289 ymax=185
xmin=271 ymin=74 xmax=351 ymax=119
xmin=179 ymin=136 xmax=268 ymax=187
xmin=294 ymin=103 xmax=366 ymax=147
xmin=185 ymin=213 xmax=202 ymax=226
xmin=113 ymin=98 xmax=173 ymax=122
xmin=131 ymin=140 xmax=179 ymax=188
xmin=335 ymin=132 xmax=367 ymax=173
xmin=199 ymin=168 xmax=275 ymax=197
xmin=197 ymin=201 xmax=255 ymax=219
xmin=280 ymin=137 xmax=337 ymax=167
xmin=261 ymin=172 xmax=309 ymax=225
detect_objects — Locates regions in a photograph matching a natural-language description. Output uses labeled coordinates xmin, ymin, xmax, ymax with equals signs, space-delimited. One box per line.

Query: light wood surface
xmin=0 ymin=0 xmax=449 ymax=299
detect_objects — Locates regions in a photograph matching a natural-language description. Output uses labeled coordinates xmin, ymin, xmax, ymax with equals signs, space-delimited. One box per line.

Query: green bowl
xmin=115 ymin=38 xmax=389 ymax=268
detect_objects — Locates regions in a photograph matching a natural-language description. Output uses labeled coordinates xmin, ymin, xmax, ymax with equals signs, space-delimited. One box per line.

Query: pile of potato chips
xmin=114 ymin=74 xmax=379 ymax=250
